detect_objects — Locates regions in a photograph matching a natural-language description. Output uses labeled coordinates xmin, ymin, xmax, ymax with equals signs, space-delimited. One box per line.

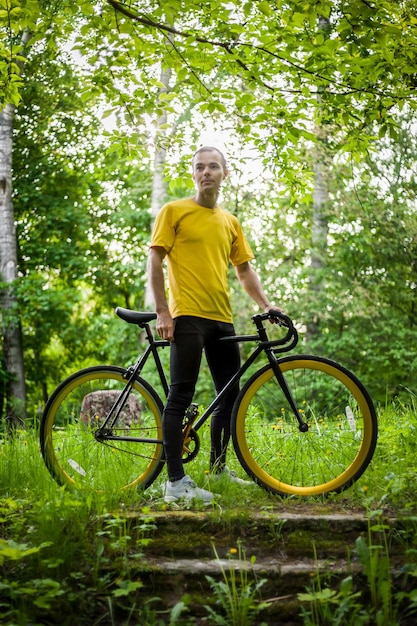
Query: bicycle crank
xmin=181 ymin=427 xmax=200 ymax=463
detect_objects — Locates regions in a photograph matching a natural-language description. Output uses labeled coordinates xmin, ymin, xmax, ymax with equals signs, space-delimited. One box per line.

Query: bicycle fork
xmin=267 ymin=350 xmax=309 ymax=432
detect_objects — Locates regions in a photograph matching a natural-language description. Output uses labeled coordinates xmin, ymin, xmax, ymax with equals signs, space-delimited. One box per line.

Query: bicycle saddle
xmin=115 ymin=307 xmax=157 ymax=326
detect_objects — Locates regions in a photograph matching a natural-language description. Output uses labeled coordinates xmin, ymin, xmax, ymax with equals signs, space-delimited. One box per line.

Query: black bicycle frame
xmin=95 ymin=312 xmax=306 ymax=443
xmin=95 ymin=335 xmax=170 ymax=443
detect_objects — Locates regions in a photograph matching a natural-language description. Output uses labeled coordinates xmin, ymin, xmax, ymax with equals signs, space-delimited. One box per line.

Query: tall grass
xmin=357 ymin=398 xmax=417 ymax=512
xmin=0 ymin=401 xmax=417 ymax=623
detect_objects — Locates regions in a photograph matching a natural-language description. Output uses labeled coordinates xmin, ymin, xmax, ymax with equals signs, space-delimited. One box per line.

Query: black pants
xmin=163 ymin=316 xmax=240 ymax=482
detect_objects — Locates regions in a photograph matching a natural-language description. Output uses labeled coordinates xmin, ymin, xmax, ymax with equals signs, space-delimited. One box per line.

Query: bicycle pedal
xmin=184 ymin=403 xmax=199 ymax=422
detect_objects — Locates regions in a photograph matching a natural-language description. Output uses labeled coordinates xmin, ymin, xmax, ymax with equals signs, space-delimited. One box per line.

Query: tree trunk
xmin=145 ymin=65 xmax=171 ymax=308
xmin=306 ymin=139 xmax=329 ymax=341
xmin=306 ymin=15 xmax=331 ymax=342
xmin=150 ymin=66 xmax=170 ymax=221
xmin=0 ymin=103 xmax=27 ymax=429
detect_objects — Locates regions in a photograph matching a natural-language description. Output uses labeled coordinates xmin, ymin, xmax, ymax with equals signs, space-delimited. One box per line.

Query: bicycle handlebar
xmin=251 ymin=309 xmax=298 ymax=352
xmin=254 ymin=309 xmax=294 ymax=329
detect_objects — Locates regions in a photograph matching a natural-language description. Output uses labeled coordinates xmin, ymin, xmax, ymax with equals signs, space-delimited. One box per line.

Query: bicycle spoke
xmin=41 ymin=367 xmax=164 ymax=491
xmin=233 ymin=357 xmax=377 ymax=496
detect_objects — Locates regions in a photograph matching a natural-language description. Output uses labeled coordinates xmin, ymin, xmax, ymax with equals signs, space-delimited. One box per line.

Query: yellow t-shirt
xmin=150 ymin=198 xmax=254 ymax=323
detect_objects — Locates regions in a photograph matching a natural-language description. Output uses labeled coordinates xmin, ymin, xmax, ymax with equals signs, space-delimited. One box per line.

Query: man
xmin=148 ymin=146 xmax=277 ymax=504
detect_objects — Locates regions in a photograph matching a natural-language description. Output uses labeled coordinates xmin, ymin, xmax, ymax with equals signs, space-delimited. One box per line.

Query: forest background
xmin=0 ymin=0 xmax=417 ymax=429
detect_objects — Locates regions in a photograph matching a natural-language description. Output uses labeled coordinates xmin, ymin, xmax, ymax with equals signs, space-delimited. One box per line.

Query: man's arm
xmin=147 ymin=247 xmax=175 ymax=341
xmin=235 ymin=261 xmax=280 ymax=314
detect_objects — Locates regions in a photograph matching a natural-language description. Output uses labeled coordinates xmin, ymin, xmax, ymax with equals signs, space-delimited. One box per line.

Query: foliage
xmin=95 ymin=0 xmax=417 ymax=188
xmin=299 ymin=572 xmax=367 ymax=625
xmin=298 ymin=513 xmax=415 ymax=625
xmin=300 ymin=115 xmax=417 ymax=402
xmin=205 ymin=541 xmax=267 ymax=625
xmin=1 ymin=403 xmax=417 ymax=623
xmin=3 ymin=0 xmax=417 ymax=187
xmin=1 ymin=0 xmax=417 ymax=416
xmin=11 ymin=45 xmax=154 ymax=409
xmin=217 ymin=111 xmax=417 ymax=404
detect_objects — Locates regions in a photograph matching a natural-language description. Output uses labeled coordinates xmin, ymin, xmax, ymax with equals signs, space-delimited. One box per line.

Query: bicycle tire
xmin=40 ymin=366 xmax=165 ymax=491
xmin=231 ymin=355 xmax=377 ymax=496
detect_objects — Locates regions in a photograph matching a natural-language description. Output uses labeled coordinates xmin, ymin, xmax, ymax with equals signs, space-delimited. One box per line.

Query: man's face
xmin=192 ymin=150 xmax=228 ymax=195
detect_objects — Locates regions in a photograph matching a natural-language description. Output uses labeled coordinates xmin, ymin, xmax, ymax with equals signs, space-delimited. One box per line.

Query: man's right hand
xmin=156 ymin=310 xmax=175 ymax=342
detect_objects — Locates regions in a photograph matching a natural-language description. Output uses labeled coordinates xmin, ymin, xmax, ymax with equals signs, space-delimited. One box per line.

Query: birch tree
xmin=0 ymin=18 xmax=33 ymax=427
xmin=0 ymin=1 xmax=103 ymax=425
xmin=0 ymin=102 xmax=25 ymax=427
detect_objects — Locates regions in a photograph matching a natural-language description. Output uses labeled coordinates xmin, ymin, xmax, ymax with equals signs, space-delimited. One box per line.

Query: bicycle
xmin=40 ymin=308 xmax=377 ymax=497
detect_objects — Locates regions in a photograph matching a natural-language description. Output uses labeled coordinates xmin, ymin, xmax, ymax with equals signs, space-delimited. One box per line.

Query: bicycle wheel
xmin=40 ymin=366 xmax=165 ymax=491
xmin=232 ymin=355 xmax=377 ymax=496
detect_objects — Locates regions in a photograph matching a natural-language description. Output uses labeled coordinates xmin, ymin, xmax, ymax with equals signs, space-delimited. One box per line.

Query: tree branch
xmin=106 ymin=0 xmax=413 ymax=101
xmin=106 ymin=0 xmax=275 ymax=91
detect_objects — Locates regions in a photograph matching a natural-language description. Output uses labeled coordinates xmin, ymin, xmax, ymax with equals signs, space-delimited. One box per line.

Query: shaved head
xmin=192 ymin=146 xmax=227 ymax=171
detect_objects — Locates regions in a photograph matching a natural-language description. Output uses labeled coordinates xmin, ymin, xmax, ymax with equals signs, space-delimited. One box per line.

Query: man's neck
xmin=193 ymin=191 xmax=219 ymax=209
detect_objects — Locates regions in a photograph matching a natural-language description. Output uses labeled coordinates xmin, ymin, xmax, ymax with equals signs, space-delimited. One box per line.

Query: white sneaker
xmin=164 ymin=475 xmax=214 ymax=504
xmin=211 ymin=466 xmax=252 ymax=485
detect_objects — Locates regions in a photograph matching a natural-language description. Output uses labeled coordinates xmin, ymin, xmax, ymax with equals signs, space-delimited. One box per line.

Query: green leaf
xmin=258 ymin=1 xmax=272 ymax=16
xmin=0 ymin=539 xmax=51 ymax=564
xmin=113 ymin=580 xmax=143 ymax=597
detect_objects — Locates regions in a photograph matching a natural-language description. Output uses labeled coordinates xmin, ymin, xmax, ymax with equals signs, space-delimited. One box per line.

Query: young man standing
xmin=148 ymin=146 xmax=276 ymax=504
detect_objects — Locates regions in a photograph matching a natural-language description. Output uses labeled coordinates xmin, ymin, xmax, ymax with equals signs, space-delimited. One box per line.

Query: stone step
xmin=138 ymin=509 xmax=396 ymax=559
xmin=140 ymin=552 xmax=357 ymax=622
xmin=117 ymin=509 xmax=414 ymax=624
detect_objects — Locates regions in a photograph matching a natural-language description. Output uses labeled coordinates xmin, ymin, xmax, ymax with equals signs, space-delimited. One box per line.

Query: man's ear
xmin=223 ymin=167 xmax=229 ymax=180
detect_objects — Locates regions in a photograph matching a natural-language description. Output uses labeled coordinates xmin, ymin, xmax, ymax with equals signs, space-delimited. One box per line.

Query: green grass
xmin=0 ymin=402 xmax=417 ymax=624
